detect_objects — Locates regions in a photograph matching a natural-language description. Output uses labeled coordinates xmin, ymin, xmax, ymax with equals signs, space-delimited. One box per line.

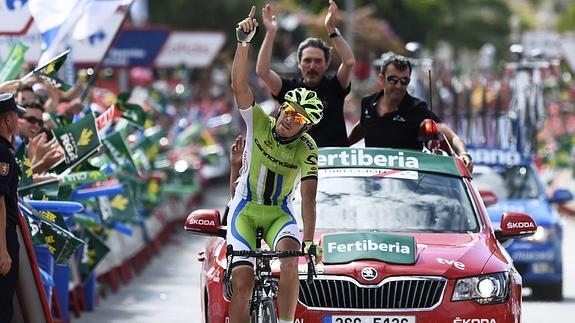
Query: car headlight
xmin=452 ymin=272 xmax=509 ymax=304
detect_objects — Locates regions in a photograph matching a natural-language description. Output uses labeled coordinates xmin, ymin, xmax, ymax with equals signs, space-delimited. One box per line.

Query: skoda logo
xmin=361 ymin=267 xmax=378 ymax=281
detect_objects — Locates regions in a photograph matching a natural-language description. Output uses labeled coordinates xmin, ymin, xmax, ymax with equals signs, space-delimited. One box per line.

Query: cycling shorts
xmin=226 ymin=196 xmax=301 ymax=268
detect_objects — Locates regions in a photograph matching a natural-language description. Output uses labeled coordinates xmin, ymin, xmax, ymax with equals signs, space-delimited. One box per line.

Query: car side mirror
xmin=184 ymin=209 xmax=226 ymax=238
xmin=494 ymin=212 xmax=537 ymax=242
xmin=548 ymin=188 xmax=574 ymax=204
xmin=479 ymin=189 xmax=498 ymax=207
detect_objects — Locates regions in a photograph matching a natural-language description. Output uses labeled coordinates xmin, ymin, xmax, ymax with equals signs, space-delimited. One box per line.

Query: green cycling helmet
xmin=284 ymin=88 xmax=324 ymax=125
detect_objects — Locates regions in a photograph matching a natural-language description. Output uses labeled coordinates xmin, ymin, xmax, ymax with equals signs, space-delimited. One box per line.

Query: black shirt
xmin=274 ymin=74 xmax=351 ymax=147
xmin=360 ymin=91 xmax=441 ymax=150
xmin=0 ymin=136 xmax=19 ymax=226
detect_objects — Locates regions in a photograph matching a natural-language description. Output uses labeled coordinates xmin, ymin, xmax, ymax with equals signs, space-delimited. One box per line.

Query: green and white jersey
xmin=236 ymin=103 xmax=318 ymax=205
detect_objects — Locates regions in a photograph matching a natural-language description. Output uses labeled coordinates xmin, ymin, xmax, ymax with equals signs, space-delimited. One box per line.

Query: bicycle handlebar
xmin=225 ymin=243 xmax=318 ymax=284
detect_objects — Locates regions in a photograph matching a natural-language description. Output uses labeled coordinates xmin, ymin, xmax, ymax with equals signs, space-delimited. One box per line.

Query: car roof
xmin=318 ymin=147 xmax=464 ymax=177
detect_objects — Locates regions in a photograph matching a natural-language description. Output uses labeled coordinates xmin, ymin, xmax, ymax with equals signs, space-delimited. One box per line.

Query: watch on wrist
xmin=460 ymin=151 xmax=472 ymax=160
xmin=328 ymin=28 xmax=340 ymax=38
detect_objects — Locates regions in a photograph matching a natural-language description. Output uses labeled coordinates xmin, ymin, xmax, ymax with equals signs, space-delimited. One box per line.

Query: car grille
xmin=299 ymin=276 xmax=447 ymax=310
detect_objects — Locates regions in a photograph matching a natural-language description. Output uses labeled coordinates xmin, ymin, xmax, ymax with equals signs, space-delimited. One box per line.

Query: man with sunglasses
xmin=229 ymin=7 xmax=323 ymax=323
xmin=17 ymin=100 xmax=44 ymax=144
xmin=348 ymin=52 xmax=473 ymax=172
xmin=257 ymin=0 xmax=355 ymax=147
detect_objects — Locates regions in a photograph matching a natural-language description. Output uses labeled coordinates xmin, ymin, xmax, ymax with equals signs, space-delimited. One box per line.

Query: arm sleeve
xmin=328 ymin=73 xmax=351 ymax=96
xmin=414 ymin=99 xmax=442 ymax=123
xmin=298 ymin=137 xmax=319 ymax=181
xmin=0 ymin=148 xmax=12 ymax=196
xmin=271 ymin=78 xmax=295 ymax=102
xmin=359 ymin=97 xmax=369 ymax=126
xmin=238 ymin=103 xmax=272 ymax=132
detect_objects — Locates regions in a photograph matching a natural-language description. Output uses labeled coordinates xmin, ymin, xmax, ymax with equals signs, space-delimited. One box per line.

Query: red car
xmin=186 ymin=147 xmax=537 ymax=323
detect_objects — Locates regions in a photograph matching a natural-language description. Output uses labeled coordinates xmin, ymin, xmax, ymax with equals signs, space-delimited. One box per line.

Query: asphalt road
xmin=75 ymin=181 xmax=575 ymax=322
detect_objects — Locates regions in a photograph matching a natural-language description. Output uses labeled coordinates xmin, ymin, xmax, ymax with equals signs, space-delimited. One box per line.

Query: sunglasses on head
xmin=21 ymin=116 xmax=43 ymax=127
xmin=386 ymin=75 xmax=411 ymax=86
xmin=281 ymin=102 xmax=311 ymax=125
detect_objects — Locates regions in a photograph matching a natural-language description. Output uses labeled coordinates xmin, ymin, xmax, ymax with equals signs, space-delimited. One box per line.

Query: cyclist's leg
xmin=226 ymin=200 xmax=256 ymax=323
xmin=265 ymin=205 xmax=301 ymax=322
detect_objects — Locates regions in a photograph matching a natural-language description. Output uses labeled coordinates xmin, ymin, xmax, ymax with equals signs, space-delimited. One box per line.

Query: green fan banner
xmin=41 ymin=220 xmax=85 ymax=265
xmin=0 ymin=41 xmax=28 ymax=83
xmin=79 ymin=229 xmax=110 ymax=274
xmin=61 ymin=171 xmax=108 ymax=186
xmin=51 ymin=113 xmax=102 ymax=174
xmin=103 ymin=132 xmax=140 ymax=176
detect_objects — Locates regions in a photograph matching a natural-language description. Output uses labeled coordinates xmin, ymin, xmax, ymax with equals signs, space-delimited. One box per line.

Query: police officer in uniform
xmin=0 ymin=92 xmax=26 ymax=322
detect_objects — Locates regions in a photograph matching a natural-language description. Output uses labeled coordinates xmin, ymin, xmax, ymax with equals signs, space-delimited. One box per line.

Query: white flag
xmin=29 ymin=0 xmax=130 ymax=66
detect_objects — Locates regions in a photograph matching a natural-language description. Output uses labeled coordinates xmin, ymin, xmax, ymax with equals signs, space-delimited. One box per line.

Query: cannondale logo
xmin=361 ymin=267 xmax=378 ymax=281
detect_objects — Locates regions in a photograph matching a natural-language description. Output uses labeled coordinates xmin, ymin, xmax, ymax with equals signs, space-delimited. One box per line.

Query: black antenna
xmin=428 ymin=68 xmax=433 ymax=112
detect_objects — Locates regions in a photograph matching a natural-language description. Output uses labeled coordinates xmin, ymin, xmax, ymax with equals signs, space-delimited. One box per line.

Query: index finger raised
xmin=248 ymin=5 xmax=256 ymax=19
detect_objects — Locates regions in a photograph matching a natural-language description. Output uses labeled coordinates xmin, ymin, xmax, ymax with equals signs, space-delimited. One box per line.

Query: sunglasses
xmin=386 ymin=75 xmax=411 ymax=86
xmin=21 ymin=116 xmax=44 ymax=127
xmin=281 ymin=102 xmax=310 ymax=125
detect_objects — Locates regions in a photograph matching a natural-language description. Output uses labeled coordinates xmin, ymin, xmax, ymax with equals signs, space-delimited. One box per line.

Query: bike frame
xmin=224 ymin=227 xmax=316 ymax=322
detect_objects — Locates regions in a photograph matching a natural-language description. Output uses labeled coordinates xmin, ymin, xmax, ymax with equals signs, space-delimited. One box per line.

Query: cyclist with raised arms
xmin=229 ymin=6 xmax=323 ymax=323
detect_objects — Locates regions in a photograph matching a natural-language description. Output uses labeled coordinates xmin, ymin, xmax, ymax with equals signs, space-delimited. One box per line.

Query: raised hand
xmin=325 ymin=0 xmax=338 ymax=32
xmin=238 ymin=5 xmax=259 ymax=34
xmin=230 ymin=135 xmax=245 ymax=169
xmin=262 ymin=4 xmax=278 ymax=34
xmin=237 ymin=5 xmax=259 ymax=46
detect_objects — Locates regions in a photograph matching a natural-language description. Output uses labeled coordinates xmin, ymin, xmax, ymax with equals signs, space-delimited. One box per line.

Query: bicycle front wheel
xmin=250 ymin=298 xmax=277 ymax=323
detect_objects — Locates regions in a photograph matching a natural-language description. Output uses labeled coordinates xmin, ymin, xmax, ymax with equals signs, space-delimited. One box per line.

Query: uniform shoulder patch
xmin=0 ymin=162 xmax=9 ymax=176
xmin=299 ymin=134 xmax=317 ymax=151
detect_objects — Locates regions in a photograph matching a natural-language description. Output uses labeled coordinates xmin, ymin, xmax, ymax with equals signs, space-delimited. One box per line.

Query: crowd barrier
xmin=13 ymin=187 xmax=204 ymax=323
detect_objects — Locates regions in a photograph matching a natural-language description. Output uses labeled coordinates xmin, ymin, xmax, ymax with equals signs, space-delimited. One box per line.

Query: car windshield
xmin=473 ymin=165 xmax=540 ymax=199
xmin=293 ymin=169 xmax=479 ymax=233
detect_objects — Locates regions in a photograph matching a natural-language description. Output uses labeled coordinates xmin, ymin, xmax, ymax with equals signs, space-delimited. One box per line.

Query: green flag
xmin=61 ymin=170 xmax=108 ymax=186
xmin=78 ymin=229 xmax=110 ymax=275
xmin=0 ymin=42 xmax=28 ymax=82
xmin=15 ymin=143 xmax=33 ymax=189
xmin=121 ymin=103 xmax=147 ymax=129
xmin=31 ymin=181 xmax=60 ymax=201
xmin=41 ymin=220 xmax=85 ymax=265
xmin=51 ymin=113 xmax=102 ymax=174
xmin=103 ymin=132 xmax=140 ymax=176
xmin=25 ymin=49 xmax=72 ymax=91
xmin=97 ymin=189 xmax=138 ymax=224
xmin=116 ymin=92 xmax=147 ymax=128
xmin=23 ymin=213 xmax=45 ymax=246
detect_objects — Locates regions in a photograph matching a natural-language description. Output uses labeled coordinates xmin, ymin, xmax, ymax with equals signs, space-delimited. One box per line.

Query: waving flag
xmin=28 ymin=0 xmax=131 ymax=66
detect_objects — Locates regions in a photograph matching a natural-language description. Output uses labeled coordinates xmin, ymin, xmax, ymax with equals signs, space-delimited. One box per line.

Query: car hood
xmin=486 ymin=198 xmax=552 ymax=227
xmin=302 ymin=230 xmax=494 ymax=284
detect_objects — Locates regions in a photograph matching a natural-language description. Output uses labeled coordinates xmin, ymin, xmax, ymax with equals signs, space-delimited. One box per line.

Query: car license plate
xmin=324 ymin=315 xmax=416 ymax=323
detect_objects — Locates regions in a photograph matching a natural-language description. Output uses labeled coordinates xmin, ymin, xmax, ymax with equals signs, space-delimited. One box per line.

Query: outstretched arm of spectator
xmin=325 ymin=0 xmax=355 ymax=90
xmin=256 ymin=3 xmax=283 ymax=96
xmin=438 ymin=123 xmax=473 ymax=172
xmin=232 ymin=6 xmax=258 ymax=109
xmin=347 ymin=121 xmax=364 ymax=146
xmin=229 ymin=135 xmax=245 ymax=197
xmin=0 ymin=79 xmax=21 ymax=93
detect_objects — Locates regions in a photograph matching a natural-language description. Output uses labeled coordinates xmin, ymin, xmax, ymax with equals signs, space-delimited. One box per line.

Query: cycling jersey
xmin=227 ymin=103 xmax=318 ymax=266
xmin=235 ymin=103 xmax=318 ymax=205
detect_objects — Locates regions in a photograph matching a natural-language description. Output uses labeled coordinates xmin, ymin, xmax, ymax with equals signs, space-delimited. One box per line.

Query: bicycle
xmin=224 ymin=227 xmax=317 ymax=323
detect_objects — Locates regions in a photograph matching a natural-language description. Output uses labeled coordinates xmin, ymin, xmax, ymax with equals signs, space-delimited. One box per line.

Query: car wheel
xmin=532 ymin=280 xmax=563 ymax=301
xmin=250 ymin=298 xmax=277 ymax=323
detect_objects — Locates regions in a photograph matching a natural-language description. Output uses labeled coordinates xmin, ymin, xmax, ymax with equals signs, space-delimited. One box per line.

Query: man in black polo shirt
xmin=0 ymin=92 xmax=26 ymax=322
xmin=256 ymin=0 xmax=355 ymax=147
xmin=348 ymin=52 xmax=473 ymax=172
